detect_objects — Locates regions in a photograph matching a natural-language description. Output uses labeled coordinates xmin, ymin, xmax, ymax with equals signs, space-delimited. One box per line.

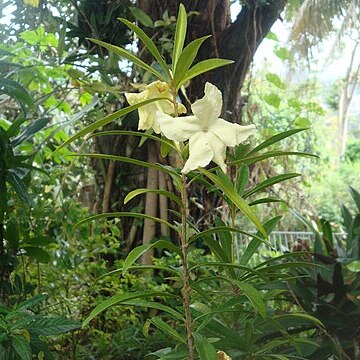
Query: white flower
xmin=157 ymin=82 xmax=256 ymax=174
xmin=125 ymin=81 xmax=186 ymax=133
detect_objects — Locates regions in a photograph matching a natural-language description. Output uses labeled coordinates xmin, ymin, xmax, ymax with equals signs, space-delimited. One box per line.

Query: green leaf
xmin=15 ymin=294 xmax=47 ymax=311
xmin=12 ymin=117 xmax=50 ymax=147
xmin=274 ymin=45 xmax=291 ymax=61
xmin=123 ymin=240 xmax=182 ymax=274
xmin=124 ymin=188 xmax=183 ymax=208
xmin=6 ymin=170 xmax=30 ymax=206
xmin=123 ymin=300 xmax=184 ymax=320
xmin=172 ymin=3 xmax=187 ymax=72
xmin=12 ymin=335 xmax=31 ymax=360
xmin=236 ymin=165 xmax=249 ymax=195
xmin=240 ymin=216 xmax=282 ymax=266
xmin=83 ymin=291 xmax=175 ymax=327
xmin=193 ymin=333 xmax=218 ymax=360
xmin=295 ymin=117 xmax=311 ymax=128
xmin=199 ymin=169 xmax=267 ymax=238
xmin=22 ymin=246 xmax=50 ymax=263
xmin=129 ymin=6 xmax=154 ymax=27
xmin=73 ymin=154 xmax=180 ymax=178
xmin=249 ymin=197 xmax=286 ymax=206
xmin=151 ymin=317 xmax=185 ymax=343
xmin=229 ymin=151 xmax=318 ymax=167
xmin=100 ymin=127 xmax=173 ymax=150
xmin=75 ymin=212 xmax=179 ymax=232
xmin=24 ymin=317 xmax=80 ymax=335
xmin=5 ymin=219 xmax=19 ymax=250
xmin=173 ymin=35 xmax=211 ymax=88
xmin=274 ymin=313 xmax=323 ymax=327
xmin=347 ymin=260 xmax=360 ymax=272
xmin=265 ymin=73 xmax=286 ymax=89
xmin=349 ymin=186 xmax=360 ymax=212
xmin=189 ymin=226 xmax=269 ymax=247
xmin=0 ymin=78 xmax=34 ymax=112
xmin=263 ymin=93 xmax=281 ymax=108
xmin=177 ymin=58 xmax=234 ymax=89
xmin=87 ymin=38 xmax=166 ymax=81
xmin=236 ymin=282 xmax=266 ymax=318
xmin=245 ymin=128 xmax=307 ymax=155
xmin=119 ymin=18 xmax=171 ymax=79
xmin=243 ymin=173 xmax=300 ymax=198
xmin=52 ymin=98 xmax=168 ymax=155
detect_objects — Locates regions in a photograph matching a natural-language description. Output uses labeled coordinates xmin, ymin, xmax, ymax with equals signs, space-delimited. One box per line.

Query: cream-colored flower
xmin=157 ymin=82 xmax=256 ymax=173
xmin=125 ymin=81 xmax=186 ymax=133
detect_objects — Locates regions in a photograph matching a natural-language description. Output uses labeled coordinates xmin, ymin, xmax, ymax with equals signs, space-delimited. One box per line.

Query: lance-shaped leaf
xmin=74 ymin=212 xmax=179 ymax=232
xmin=119 ymin=18 xmax=171 ymax=79
xmin=125 ymin=188 xmax=183 ymax=208
xmin=193 ymin=333 xmax=218 ymax=360
xmin=172 ymin=3 xmax=187 ymax=72
xmin=177 ymin=58 xmax=234 ymax=90
xmin=52 ymin=97 xmax=167 ymax=155
xmin=87 ymin=38 xmax=166 ymax=81
xmin=199 ymin=169 xmax=267 ymax=237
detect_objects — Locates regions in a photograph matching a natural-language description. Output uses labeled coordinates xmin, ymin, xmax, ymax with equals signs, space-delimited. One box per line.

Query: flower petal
xmin=157 ymin=112 xmax=202 ymax=142
xmin=182 ymin=132 xmax=214 ymax=174
xmin=191 ymin=82 xmax=222 ymax=127
xmin=209 ymin=133 xmax=227 ymax=173
xmin=210 ymin=119 xmax=256 ymax=147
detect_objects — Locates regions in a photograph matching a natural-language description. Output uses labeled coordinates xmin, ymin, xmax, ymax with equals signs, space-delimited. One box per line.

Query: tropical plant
xmin=52 ymin=6 xmax=323 ymax=359
xmin=288 ymin=187 xmax=360 ymax=359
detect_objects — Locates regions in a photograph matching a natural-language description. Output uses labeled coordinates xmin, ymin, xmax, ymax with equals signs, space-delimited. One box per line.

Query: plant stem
xmin=171 ymin=89 xmax=194 ymax=359
xmin=180 ymin=174 xmax=194 ymax=359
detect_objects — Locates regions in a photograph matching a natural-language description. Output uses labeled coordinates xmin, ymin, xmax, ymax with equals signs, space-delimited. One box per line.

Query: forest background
xmin=0 ymin=0 xmax=360 ymax=359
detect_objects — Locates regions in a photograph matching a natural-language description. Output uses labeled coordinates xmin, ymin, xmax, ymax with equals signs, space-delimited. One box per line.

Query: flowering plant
xmin=55 ymin=4 xmax=320 ymax=359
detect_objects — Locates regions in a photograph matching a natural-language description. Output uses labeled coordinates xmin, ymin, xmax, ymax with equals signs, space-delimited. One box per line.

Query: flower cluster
xmin=126 ymin=81 xmax=255 ymax=174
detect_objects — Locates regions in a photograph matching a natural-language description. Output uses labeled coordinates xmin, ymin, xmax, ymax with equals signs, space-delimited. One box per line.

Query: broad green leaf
xmin=83 ymin=291 xmax=175 ymax=327
xmin=347 ymin=260 xmax=360 ymax=272
xmin=129 ymin=6 xmax=154 ymax=27
xmin=173 ymin=36 xmax=210 ymax=87
xmin=248 ymin=129 xmax=307 ymax=155
xmin=124 ymin=188 xmax=183 ymax=208
xmin=22 ymin=317 xmax=80 ymax=335
xmin=119 ymin=18 xmax=171 ymax=79
xmin=236 ymin=282 xmax=266 ymax=318
xmin=73 ymin=154 xmax=180 ymax=178
xmin=87 ymin=38 xmax=166 ymax=81
xmin=177 ymin=58 xmax=234 ymax=89
xmin=263 ymin=93 xmax=281 ymax=108
xmin=22 ymin=246 xmax=50 ymax=263
xmin=151 ymin=317 xmax=185 ymax=343
xmin=172 ymin=4 xmax=187 ymax=72
xmin=240 ymin=216 xmax=282 ymax=266
xmin=265 ymin=73 xmax=286 ymax=89
xmin=15 ymin=294 xmax=47 ymax=311
xmin=12 ymin=335 xmax=31 ymax=360
xmin=199 ymin=169 xmax=267 ymax=238
xmin=74 ymin=212 xmax=179 ymax=232
xmin=243 ymin=173 xmax=300 ymax=198
xmin=123 ymin=240 xmax=182 ymax=274
xmin=193 ymin=333 xmax=218 ymax=360
xmin=52 ymin=97 xmax=168 ymax=155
